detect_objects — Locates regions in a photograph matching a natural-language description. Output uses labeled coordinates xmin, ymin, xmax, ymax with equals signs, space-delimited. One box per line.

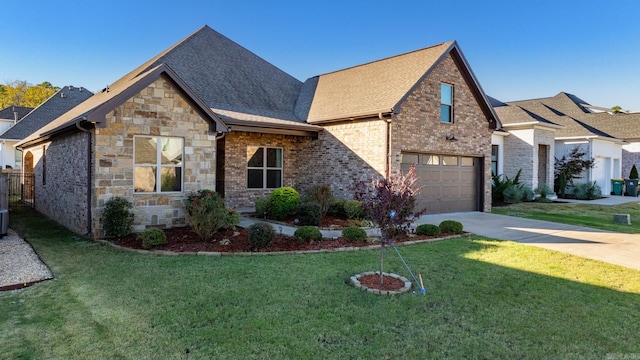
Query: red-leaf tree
xmin=353 ymin=166 xmax=425 ymax=283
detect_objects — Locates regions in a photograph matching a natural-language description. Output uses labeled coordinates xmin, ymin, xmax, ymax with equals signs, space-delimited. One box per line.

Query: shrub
xmin=492 ymin=169 xmax=522 ymax=204
xmin=138 ymin=227 xmax=167 ymax=249
xmin=554 ymin=146 xmax=595 ymax=198
xmin=503 ymin=184 xmax=525 ymax=204
xmin=297 ymin=201 xmax=322 ymax=226
xmin=305 ymin=185 xmax=333 ymax=217
xmin=294 ymin=226 xmax=322 ymax=243
xmin=327 ymin=198 xmax=346 ymax=217
xmin=184 ymin=190 xmax=239 ymax=241
xmin=631 ymin=164 xmax=639 ymax=179
xmin=248 ymin=223 xmax=275 ymax=251
xmin=416 ymin=224 xmax=440 ymax=236
xmin=440 ymin=220 xmax=463 ymax=234
xmin=102 ymin=197 xmax=134 ymax=237
xmin=522 ymin=185 xmax=535 ymax=202
xmin=255 ymin=196 xmax=271 ymax=218
xmin=269 ymin=187 xmax=300 ymax=220
xmin=573 ymin=181 xmax=602 ymax=200
xmin=535 ymin=183 xmax=554 ymax=198
xmin=341 ymin=226 xmax=368 ymax=242
xmin=343 ymin=200 xmax=363 ymax=219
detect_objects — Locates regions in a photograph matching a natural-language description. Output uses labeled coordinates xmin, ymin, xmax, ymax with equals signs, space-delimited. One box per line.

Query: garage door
xmin=400 ymin=153 xmax=481 ymax=214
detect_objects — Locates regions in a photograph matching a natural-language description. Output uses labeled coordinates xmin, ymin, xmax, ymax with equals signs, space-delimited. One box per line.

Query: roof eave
xmin=307 ymin=109 xmax=394 ymax=125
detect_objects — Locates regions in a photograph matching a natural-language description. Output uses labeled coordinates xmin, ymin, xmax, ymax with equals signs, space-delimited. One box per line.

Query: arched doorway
xmin=24 ymin=152 xmax=34 ymax=173
xmin=22 ymin=151 xmax=34 ymax=202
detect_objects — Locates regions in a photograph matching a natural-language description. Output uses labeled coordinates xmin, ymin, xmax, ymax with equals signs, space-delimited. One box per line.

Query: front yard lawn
xmin=2 ymin=208 xmax=640 ymax=358
xmin=491 ymin=201 xmax=640 ymax=233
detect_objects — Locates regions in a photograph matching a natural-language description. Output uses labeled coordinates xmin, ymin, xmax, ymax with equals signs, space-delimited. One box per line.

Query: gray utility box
xmin=0 ymin=209 xmax=8 ymax=237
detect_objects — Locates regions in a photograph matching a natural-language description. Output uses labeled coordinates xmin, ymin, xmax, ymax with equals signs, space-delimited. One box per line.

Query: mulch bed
xmin=110 ymin=226 xmax=460 ymax=253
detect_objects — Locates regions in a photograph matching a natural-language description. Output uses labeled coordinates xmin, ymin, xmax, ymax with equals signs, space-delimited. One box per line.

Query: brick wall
xmin=222 ymin=131 xmax=313 ymax=208
xmin=392 ymin=54 xmax=493 ymax=211
xmin=504 ymin=127 xmax=555 ymax=190
xmin=25 ymin=132 xmax=90 ymax=235
xmin=92 ymin=77 xmax=218 ymax=236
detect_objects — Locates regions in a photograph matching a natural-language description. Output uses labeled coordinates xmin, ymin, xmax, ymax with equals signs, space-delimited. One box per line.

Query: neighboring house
xmin=492 ymin=92 xmax=626 ymax=195
xmin=0 ymin=106 xmax=33 ymax=168
xmin=16 ymin=25 xmax=499 ymax=238
xmin=0 ymin=87 xmax=92 ymax=170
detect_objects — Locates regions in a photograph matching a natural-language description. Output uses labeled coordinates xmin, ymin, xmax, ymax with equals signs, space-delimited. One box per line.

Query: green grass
xmin=2 ymin=208 xmax=640 ymax=359
xmin=492 ymin=201 xmax=640 ymax=233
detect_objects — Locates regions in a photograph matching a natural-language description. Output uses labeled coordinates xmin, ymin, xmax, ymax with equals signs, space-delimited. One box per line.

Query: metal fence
xmin=0 ymin=171 xmax=35 ymax=209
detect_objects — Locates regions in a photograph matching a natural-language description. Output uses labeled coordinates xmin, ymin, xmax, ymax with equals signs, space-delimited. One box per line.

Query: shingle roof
xmin=0 ymin=106 xmax=33 ymax=121
xmin=581 ymin=112 xmax=640 ymax=141
xmin=0 ymin=87 xmax=92 ymax=140
xmin=502 ymin=93 xmax=619 ymax=140
xmin=117 ymin=25 xmax=304 ymax=123
xmin=18 ymin=64 xmax=228 ymax=148
xmin=302 ymin=42 xmax=453 ymax=123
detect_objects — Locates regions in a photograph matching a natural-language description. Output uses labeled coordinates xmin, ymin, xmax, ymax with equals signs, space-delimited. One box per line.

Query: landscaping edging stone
xmin=95 ymin=234 xmax=468 ymax=256
xmin=350 ymin=272 xmax=412 ymax=296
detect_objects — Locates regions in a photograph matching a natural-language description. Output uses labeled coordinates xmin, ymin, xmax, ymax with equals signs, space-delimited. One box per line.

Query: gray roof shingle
xmin=0 ymin=86 xmax=92 ymax=140
xmin=0 ymin=106 xmax=33 ymax=121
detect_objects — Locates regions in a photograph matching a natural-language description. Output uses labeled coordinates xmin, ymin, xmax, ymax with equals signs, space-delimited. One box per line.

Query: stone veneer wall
xmin=92 ymin=77 xmax=217 ymax=237
xmin=26 ymin=131 xmax=90 ymax=235
xmin=391 ymin=54 xmax=493 ymax=211
xmin=503 ymin=127 xmax=555 ymax=190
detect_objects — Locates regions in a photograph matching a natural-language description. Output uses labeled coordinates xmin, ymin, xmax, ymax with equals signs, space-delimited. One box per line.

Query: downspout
xmin=76 ymin=117 xmax=92 ymax=237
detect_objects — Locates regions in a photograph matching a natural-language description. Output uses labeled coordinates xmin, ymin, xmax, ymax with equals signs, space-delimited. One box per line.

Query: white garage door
xmin=400 ymin=153 xmax=481 ymax=214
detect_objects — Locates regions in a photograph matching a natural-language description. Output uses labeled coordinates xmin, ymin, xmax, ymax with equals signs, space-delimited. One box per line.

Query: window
xmin=440 ymin=83 xmax=453 ymax=123
xmin=461 ymin=157 xmax=474 ymax=167
xmin=14 ymin=149 xmax=22 ymax=169
xmin=134 ymin=136 xmax=183 ymax=193
xmin=401 ymin=153 xmax=419 ymax=164
xmin=491 ymin=145 xmax=499 ymax=175
xmin=423 ymin=155 xmax=440 ymax=165
xmin=442 ymin=156 xmax=458 ymax=166
xmin=247 ymin=146 xmax=282 ymax=189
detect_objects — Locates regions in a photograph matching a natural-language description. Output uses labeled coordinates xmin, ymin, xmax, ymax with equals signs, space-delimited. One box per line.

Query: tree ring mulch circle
xmin=350 ymin=271 xmax=412 ymax=295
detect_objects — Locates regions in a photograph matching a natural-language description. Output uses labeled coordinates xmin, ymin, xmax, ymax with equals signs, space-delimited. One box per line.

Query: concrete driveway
xmin=416 ymin=212 xmax=640 ymax=271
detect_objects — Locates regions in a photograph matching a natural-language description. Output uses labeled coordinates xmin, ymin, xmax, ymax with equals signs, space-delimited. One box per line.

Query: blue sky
xmin=2 ymin=0 xmax=640 ymax=110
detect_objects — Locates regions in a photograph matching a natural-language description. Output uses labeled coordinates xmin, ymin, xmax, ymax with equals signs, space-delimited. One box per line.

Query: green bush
xmin=535 ymin=183 xmax=554 ymax=198
xmin=327 ymin=198 xmax=346 ymax=217
xmin=416 ymin=224 xmax=440 ymax=236
xmin=341 ymin=226 xmax=367 ymax=242
xmin=294 ymin=226 xmax=322 ymax=243
xmin=297 ymin=201 xmax=322 ymax=226
xmin=102 ymin=197 xmax=134 ymax=237
xmin=138 ymin=227 xmax=167 ymax=249
xmin=269 ymin=187 xmax=300 ymax=220
xmin=183 ymin=190 xmax=239 ymax=241
xmin=503 ymin=184 xmax=525 ymax=204
xmin=630 ymin=164 xmax=639 ymax=179
xmin=255 ymin=196 xmax=271 ymax=218
xmin=343 ymin=200 xmax=363 ymax=219
xmin=248 ymin=223 xmax=275 ymax=251
xmin=439 ymin=220 xmax=463 ymax=234
xmin=305 ymin=185 xmax=333 ymax=217
xmin=574 ymin=181 xmax=602 ymax=200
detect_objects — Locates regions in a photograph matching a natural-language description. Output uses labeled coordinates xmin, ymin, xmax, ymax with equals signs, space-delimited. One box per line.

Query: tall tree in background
xmin=0 ymin=80 xmax=59 ymax=108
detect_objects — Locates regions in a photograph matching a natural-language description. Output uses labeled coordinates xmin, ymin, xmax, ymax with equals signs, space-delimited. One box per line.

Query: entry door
xmin=538 ymin=145 xmax=549 ymax=185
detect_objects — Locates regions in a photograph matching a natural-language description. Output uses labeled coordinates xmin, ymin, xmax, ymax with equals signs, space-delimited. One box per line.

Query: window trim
xmin=440 ymin=83 xmax=453 ymax=123
xmin=133 ymin=135 xmax=184 ymax=194
xmin=247 ymin=146 xmax=283 ymax=189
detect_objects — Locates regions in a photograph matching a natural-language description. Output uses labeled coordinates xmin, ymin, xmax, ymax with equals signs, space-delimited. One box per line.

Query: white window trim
xmin=133 ymin=135 xmax=184 ymax=194
xmin=247 ymin=146 xmax=283 ymax=189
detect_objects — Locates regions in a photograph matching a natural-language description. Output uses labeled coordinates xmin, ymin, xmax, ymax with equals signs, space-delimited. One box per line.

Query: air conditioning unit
xmin=0 ymin=209 xmax=8 ymax=237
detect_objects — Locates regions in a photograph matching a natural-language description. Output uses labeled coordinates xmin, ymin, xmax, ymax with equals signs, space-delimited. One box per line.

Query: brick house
xmin=492 ymin=93 xmax=627 ymax=195
xmin=17 ymin=26 xmax=499 ymax=238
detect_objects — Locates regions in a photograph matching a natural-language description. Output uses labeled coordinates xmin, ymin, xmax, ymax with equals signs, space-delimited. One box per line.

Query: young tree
xmin=353 ymin=166 xmax=425 ymax=284
xmin=554 ymin=146 xmax=595 ymax=198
